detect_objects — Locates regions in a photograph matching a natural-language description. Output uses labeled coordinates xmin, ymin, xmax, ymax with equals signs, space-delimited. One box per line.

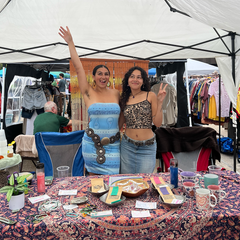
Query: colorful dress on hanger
xmin=208 ymin=78 xmax=230 ymax=118
xmin=82 ymin=103 xmax=120 ymax=175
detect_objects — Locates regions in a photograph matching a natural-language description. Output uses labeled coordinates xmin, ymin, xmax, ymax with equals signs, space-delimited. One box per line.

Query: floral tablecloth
xmin=0 ymin=170 xmax=240 ymax=240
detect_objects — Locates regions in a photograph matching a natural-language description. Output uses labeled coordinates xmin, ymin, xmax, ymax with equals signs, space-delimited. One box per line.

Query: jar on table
xmin=36 ymin=163 xmax=45 ymax=193
xmin=7 ymin=144 xmax=13 ymax=157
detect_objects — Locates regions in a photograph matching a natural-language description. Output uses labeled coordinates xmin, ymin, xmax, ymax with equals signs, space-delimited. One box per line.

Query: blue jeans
xmin=22 ymin=86 xmax=47 ymax=110
xmin=120 ymin=134 xmax=156 ymax=174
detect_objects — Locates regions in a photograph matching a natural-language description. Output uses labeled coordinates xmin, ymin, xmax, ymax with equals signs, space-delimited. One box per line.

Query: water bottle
xmin=170 ymin=158 xmax=178 ymax=188
xmin=36 ymin=163 xmax=45 ymax=193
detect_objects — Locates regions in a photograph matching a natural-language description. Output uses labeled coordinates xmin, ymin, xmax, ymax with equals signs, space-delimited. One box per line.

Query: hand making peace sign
xmin=157 ymin=82 xmax=168 ymax=103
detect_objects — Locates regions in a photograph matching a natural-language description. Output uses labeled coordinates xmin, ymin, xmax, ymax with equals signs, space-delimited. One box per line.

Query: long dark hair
xmin=120 ymin=66 xmax=150 ymax=111
xmin=92 ymin=65 xmax=110 ymax=76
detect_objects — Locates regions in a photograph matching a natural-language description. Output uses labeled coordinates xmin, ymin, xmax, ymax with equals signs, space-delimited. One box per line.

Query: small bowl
xmin=180 ymin=171 xmax=200 ymax=184
xmin=71 ymin=196 xmax=88 ymax=204
xmin=87 ymin=183 xmax=109 ymax=197
xmin=111 ymin=179 xmax=149 ymax=198
xmin=99 ymin=192 xmax=126 ymax=207
xmin=151 ymin=183 xmax=174 ymax=191
xmin=208 ymin=165 xmax=221 ymax=174
xmin=159 ymin=194 xmax=186 ymax=208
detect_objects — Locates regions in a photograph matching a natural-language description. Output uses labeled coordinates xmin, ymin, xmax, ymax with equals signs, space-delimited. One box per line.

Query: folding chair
xmin=155 ymin=126 xmax=221 ymax=172
xmin=35 ymin=130 xmax=85 ymax=177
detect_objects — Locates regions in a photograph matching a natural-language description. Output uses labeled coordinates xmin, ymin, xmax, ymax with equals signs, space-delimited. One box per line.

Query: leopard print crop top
xmin=124 ymin=92 xmax=152 ymax=129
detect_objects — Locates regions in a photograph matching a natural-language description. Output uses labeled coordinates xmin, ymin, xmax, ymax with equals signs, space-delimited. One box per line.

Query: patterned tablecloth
xmin=0 ymin=170 xmax=240 ymax=239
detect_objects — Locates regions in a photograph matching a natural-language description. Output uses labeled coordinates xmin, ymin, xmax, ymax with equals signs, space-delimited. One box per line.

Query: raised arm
xmin=59 ymin=26 xmax=90 ymax=96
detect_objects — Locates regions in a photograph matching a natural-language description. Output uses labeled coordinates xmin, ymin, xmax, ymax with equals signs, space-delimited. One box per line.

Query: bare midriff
xmin=124 ymin=128 xmax=154 ymax=141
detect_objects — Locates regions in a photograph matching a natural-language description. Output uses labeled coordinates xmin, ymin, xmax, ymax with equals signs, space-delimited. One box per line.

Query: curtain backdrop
xmin=70 ymin=59 xmax=149 ymax=131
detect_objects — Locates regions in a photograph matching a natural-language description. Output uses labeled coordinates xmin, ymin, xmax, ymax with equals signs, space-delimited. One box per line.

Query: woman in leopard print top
xmin=119 ymin=66 xmax=167 ymax=174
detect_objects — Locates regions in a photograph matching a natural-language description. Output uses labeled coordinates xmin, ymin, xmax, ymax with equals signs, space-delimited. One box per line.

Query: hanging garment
xmin=22 ymin=86 xmax=47 ymax=111
xmin=208 ymin=79 xmax=230 ymax=117
xmin=151 ymin=82 xmax=177 ymax=126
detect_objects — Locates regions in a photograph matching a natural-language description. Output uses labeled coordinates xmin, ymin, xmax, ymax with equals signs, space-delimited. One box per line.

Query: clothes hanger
xmin=29 ymin=80 xmax=41 ymax=89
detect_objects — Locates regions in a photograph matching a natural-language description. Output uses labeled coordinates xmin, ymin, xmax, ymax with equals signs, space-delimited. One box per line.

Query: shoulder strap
xmin=146 ymin=91 xmax=149 ymax=100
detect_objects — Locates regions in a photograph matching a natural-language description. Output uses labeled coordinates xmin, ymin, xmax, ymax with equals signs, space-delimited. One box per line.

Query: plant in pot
xmin=0 ymin=172 xmax=32 ymax=210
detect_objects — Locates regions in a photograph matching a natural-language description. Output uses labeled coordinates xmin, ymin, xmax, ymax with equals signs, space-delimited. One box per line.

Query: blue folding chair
xmin=35 ymin=130 xmax=85 ymax=177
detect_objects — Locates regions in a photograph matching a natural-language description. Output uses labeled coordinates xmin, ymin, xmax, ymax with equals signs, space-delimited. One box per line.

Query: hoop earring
xmin=107 ymin=82 xmax=111 ymax=87
xmin=93 ymin=80 xmax=96 ymax=88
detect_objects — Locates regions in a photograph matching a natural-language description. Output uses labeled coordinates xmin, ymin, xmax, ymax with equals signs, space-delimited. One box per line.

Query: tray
xmin=159 ymin=194 xmax=186 ymax=208
xmin=71 ymin=196 xmax=88 ymax=204
xmin=19 ymin=172 xmax=33 ymax=185
xmin=111 ymin=178 xmax=149 ymax=197
xmin=19 ymin=172 xmax=33 ymax=181
xmin=87 ymin=183 xmax=109 ymax=197
xmin=99 ymin=192 xmax=126 ymax=207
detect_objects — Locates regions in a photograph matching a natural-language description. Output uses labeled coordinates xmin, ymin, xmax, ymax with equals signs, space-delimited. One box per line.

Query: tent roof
xmin=0 ymin=0 xmax=239 ymax=65
xmin=186 ymin=59 xmax=218 ymax=75
xmin=148 ymin=59 xmax=219 ymax=76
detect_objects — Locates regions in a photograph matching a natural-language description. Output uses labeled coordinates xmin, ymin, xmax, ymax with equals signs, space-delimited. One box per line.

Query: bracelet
xmin=66 ymin=212 xmax=78 ymax=218
xmin=38 ymin=200 xmax=60 ymax=212
xmin=35 ymin=214 xmax=48 ymax=221
xmin=26 ymin=214 xmax=47 ymax=223
xmin=79 ymin=204 xmax=97 ymax=216
xmin=26 ymin=215 xmax=37 ymax=223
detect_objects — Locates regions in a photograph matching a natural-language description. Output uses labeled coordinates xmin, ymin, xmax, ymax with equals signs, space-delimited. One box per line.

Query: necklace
xmin=131 ymin=91 xmax=142 ymax=98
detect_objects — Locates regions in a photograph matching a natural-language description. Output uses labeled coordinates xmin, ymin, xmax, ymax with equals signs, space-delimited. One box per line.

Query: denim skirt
xmin=120 ymin=134 xmax=156 ymax=174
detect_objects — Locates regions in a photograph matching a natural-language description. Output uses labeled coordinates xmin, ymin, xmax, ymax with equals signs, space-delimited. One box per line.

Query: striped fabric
xmin=83 ymin=103 xmax=120 ymax=175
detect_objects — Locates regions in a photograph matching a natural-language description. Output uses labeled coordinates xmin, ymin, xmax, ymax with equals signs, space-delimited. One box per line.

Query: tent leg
xmin=230 ymin=32 xmax=237 ymax=172
xmin=185 ymin=62 xmax=192 ymax=127
xmin=1 ymin=66 xmax=6 ymax=130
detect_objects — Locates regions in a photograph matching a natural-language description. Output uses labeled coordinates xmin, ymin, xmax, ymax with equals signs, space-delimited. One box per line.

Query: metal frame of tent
xmin=0 ymin=1 xmax=240 ymax=172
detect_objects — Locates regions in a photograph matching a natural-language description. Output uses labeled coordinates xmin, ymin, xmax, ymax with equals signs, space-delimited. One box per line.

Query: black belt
xmin=85 ymin=127 xmax=120 ymax=164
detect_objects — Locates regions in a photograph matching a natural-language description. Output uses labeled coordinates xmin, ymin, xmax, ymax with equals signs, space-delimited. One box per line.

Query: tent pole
xmin=185 ymin=62 xmax=192 ymax=127
xmin=230 ymin=32 xmax=237 ymax=172
xmin=1 ymin=66 xmax=5 ymax=130
xmin=218 ymin=74 xmax=221 ymax=153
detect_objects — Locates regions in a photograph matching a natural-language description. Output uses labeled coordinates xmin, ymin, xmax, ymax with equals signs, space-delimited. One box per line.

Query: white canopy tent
xmin=186 ymin=59 xmax=218 ymax=76
xmin=149 ymin=59 xmax=219 ymax=76
xmin=0 ymin=0 xmax=239 ymax=169
xmin=0 ymin=0 xmax=238 ymax=101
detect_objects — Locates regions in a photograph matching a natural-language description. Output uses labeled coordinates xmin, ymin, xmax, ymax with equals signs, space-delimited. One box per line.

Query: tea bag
xmin=90 ymin=178 xmax=104 ymax=193
xmin=105 ymin=186 xmax=122 ymax=204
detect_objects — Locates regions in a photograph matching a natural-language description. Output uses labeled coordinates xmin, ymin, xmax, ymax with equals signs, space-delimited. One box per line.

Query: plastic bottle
xmin=36 ymin=163 xmax=45 ymax=193
xmin=170 ymin=158 xmax=178 ymax=188
xmin=7 ymin=141 xmax=15 ymax=157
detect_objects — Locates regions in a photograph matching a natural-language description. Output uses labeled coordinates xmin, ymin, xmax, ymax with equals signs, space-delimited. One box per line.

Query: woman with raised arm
xmin=119 ymin=66 xmax=167 ymax=174
xmin=59 ymin=26 xmax=121 ymax=175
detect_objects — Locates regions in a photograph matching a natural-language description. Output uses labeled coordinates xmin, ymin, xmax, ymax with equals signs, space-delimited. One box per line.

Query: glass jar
xmin=7 ymin=145 xmax=13 ymax=157
xmin=36 ymin=163 xmax=45 ymax=193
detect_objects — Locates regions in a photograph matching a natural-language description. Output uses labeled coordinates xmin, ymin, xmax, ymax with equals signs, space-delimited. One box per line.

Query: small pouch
xmin=91 ymin=178 xmax=104 ymax=193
